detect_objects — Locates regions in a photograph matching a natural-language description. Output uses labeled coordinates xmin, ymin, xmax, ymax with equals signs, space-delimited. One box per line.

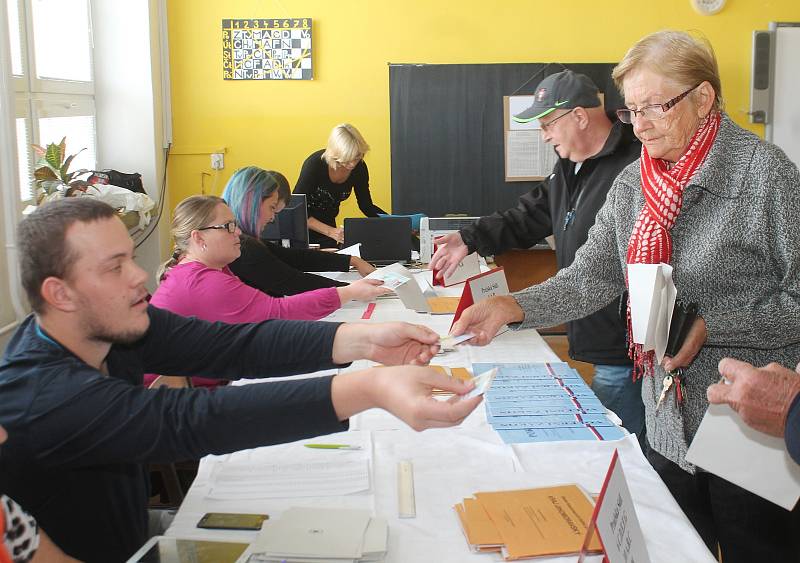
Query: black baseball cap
xmin=513 ymin=70 xmax=601 ymax=123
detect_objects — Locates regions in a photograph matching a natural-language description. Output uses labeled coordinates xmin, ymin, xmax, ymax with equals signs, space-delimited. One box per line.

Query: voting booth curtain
xmin=388 ymin=62 xmax=620 ymax=217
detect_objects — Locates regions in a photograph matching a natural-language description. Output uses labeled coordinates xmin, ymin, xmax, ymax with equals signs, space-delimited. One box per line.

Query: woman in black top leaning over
xmin=294 ymin=123 xmax=387 ymax=248
xmin=223 ymin=166 xmax=375 ymax=296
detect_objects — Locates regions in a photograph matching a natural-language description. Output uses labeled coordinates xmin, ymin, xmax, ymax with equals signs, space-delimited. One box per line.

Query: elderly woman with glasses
xmin=450 ymin=30 xmax=800 ymax=561
xmin=146 ymin=195 xmax=390 ymax=389
xmin=294 ymin=123 xmax=387 ymax=248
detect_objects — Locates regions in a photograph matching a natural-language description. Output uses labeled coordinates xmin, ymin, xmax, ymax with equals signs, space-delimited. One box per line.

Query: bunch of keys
xmin=656 ymin=368 xmax=685 ymax=411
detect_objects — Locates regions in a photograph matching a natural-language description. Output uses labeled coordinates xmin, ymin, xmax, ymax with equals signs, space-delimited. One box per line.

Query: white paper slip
xmin=365 ymin=269 xmax=410 ymax=290
xmin=337 ymin=243 xmax=362 ymax=257
xmin=439 ymin=332 xmax=475 ymax=349
xmin=686 ymin=403 xmax=800 ymax=510
xmin=463 ymin=368 xmax=497 ymax=399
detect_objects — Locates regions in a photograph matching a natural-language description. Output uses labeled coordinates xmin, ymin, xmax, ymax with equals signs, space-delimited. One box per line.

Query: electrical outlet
xmin=211 ymin=153 xmax=224 ymax=170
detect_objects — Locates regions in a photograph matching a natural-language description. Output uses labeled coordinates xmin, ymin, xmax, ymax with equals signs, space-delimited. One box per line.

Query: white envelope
xmin=627 ymin=263 xmax=677 ymax=363
xmin=252 ymin=507 xmax=372 ymax=559
xmin=686 ymin=403 xmax=800 ymax=510
xmin=370 ymin=263 xmax=432 ymax=312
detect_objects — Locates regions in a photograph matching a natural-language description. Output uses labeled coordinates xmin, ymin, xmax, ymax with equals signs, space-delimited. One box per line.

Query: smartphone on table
xmin=196 ymin=512 xmax=269 ymax=531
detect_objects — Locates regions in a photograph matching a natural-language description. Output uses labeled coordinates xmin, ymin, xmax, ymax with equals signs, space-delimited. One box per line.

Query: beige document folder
xmin=474 ymin=485 xmax=602 ymax=560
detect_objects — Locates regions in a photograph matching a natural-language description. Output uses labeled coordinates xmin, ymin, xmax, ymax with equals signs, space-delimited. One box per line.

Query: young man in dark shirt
xmin=0 ymin=198 xmax=481 ymax=562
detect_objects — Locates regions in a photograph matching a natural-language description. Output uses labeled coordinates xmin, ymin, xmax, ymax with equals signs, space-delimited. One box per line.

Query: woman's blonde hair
xmin=156 ymin=195 xmax=225 ymax=282
xmin=612 ymin=30 xmax=723 ymax=111
xmin=321 ymin=123 xmax=370 ymax=168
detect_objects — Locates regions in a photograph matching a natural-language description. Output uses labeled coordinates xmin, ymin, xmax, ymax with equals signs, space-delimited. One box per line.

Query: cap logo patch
xmin=535 ymin=88 xmax=547 ymax=102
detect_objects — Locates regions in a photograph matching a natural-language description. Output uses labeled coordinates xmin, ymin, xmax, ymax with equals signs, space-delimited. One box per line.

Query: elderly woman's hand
xmin=662 ymin=316 xmax=707 ymax=372
xmin=708 ymin=358 xmax=800 ymax=437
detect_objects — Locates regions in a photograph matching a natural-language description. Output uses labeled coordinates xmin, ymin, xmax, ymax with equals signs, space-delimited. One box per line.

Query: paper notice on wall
xmin=506 ymin=130 xmax=558 ymax=179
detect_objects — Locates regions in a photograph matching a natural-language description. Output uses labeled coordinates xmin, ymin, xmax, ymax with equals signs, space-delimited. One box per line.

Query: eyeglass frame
xmin=197 ymin=221 xmax=238 ymax=234
xmin=334 ymin=153 xmax=364 ymax=167
xmin=539 ymin=108 xmax=576 ymax=131
xmin=616 ymin=84 xmax=700 ymax=124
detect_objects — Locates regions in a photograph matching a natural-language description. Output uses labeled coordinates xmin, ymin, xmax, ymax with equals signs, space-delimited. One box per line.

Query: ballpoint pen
xmin=304 ymin=443 xmax=362 ymax=450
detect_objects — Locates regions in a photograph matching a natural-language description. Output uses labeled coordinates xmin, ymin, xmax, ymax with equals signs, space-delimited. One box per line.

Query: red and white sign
xmin=579 ymin=450 xmax=651 ymax=563
xmin=451 ymin=267 xmax=509 ymax=327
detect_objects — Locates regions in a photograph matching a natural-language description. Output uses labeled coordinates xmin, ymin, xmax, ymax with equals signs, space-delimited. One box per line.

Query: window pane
xmin=7 ymin=0 xmax=24 ymax=76
xmin=16 ymin=118 xmax=32 ymax=201
xmin=37 ymin=115 xmax=97 ymax=175
xmin=31 ymin=0 xmax=92 ymax=82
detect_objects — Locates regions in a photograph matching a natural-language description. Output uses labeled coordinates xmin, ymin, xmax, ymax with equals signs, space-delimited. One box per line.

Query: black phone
xmin=196 ymin=512 xmax=269 ymax=531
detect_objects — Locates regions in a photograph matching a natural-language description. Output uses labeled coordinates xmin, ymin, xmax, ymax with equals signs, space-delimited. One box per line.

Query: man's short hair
xmin=17 ymin=198 xmax=118 ymax=313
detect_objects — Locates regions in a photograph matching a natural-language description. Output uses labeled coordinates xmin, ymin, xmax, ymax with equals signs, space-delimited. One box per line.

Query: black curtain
xmin=389 ymin=62 xmax=620 ymax=216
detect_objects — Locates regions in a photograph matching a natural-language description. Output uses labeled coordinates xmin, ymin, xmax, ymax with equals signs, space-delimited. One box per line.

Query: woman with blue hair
xmin=223 ymin=166 xmax=375 ymax=296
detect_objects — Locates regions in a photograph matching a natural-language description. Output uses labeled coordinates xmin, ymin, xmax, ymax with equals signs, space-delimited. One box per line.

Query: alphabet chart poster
xmin=222 ymin=18 xmax=312 ymax=80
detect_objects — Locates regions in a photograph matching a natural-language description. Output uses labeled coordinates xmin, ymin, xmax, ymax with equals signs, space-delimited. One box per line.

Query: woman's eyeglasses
xmin=198 ymin=221 xmax=238 ymax=234
xmin=616 ymin=84 xmax=700 ymax=124
xmin=334 ymin=154 xmax=363 ymax=167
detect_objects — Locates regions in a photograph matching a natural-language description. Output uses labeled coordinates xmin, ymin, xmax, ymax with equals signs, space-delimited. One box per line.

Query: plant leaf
xmin=34 ymin=167 xmax=58 ymax=181
xmin=60 ymin=148 xmax=86 ymax=177
xmin=44 ymin=143 xmax=63 ymax=170
xmin=58 ymin=137 xmax=67 ymax=164
xmin=32 ymin=144 xmax=46 ymax=157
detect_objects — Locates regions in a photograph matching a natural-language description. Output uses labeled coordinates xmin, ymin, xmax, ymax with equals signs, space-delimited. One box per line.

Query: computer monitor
xmin=260 ymin=194 xmax=309 ymax=249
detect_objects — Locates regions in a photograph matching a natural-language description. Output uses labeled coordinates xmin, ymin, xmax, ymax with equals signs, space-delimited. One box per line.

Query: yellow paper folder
xmin=454 ymin=498 xmax=504 ymax=553
xmin=474 ymin=485 xmax=602 ymax=560
xmin=426 ymin=296 xmax=461 ymax=314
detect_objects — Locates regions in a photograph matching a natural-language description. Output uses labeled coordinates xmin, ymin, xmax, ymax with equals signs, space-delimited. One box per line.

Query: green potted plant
xmin=31 ymin=136 xmax=89 ymax=204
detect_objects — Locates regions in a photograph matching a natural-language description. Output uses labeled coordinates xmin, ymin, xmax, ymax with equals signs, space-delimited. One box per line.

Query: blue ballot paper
xmin=487 ymin=383 xmax=597 ymax=397
xmin=473 ymin=362 xmax=626 ymax=444
xmin=490 ymin=416 xmax=618 ymax=430
xmin=497 ymin=426 xmax=627 ymax=444
xmin=473 ymin=362 xmax=580 ymax=378
xmin=487 ymin=404 xmax=608 ymax=416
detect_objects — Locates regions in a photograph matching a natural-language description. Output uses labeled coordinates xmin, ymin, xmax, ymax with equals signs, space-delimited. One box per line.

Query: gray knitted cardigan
xmin=513 ymin=113 xmax=800 ymax=472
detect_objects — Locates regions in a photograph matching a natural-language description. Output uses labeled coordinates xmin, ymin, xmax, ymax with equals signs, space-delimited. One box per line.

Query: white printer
xmin=419 ymin=216 xmax=480 ymax=263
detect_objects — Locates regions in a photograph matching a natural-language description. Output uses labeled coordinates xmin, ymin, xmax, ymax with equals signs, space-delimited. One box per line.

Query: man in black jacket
xmin=430 ymin=71 xmax=643 ymax=438
xmin=0 ymin=198 xmax=481 ymax=562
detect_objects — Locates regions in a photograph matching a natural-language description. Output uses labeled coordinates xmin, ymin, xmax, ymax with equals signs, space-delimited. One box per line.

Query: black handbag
xmin=87 ymin=170 xmax=145 ymax=194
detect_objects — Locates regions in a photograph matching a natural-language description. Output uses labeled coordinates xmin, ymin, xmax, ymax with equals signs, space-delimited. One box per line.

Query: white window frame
xmin=0 ymin=0 xmax=96 ymax=328
xmin=14 ymin=96 xmax=32 ymax=205
xmin=11 ymin=0 xmax=96 ymax=206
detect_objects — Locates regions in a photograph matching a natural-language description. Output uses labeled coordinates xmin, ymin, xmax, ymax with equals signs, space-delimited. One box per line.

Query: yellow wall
xmin=166 ymin=0 xmax=800 ymax=221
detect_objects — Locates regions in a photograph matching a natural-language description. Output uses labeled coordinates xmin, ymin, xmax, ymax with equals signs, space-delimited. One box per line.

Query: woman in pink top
xmin=146 ymin=195 xmax=389 ymax=388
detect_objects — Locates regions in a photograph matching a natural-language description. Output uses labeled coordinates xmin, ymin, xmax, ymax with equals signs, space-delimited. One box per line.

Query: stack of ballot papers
xmin=244 ymin=507 xmax=387 ymax=563
xmin=454 ymin=484 xmax=602 ymax=559
xmin=474 ymin=362 xmax=627 ymax=443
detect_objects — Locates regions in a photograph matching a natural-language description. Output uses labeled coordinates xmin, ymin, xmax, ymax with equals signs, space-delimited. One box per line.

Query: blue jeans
xmin=590 ymin=364 xmax=645 ymax=444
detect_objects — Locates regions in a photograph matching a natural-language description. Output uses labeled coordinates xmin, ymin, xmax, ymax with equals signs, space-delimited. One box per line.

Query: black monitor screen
xmin=260 ymin=194 xmax=309 ymax=249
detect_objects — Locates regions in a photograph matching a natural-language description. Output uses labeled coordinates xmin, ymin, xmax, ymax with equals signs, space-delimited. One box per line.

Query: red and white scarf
xmin=626 ymin=111 xmax=721 ymax=379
